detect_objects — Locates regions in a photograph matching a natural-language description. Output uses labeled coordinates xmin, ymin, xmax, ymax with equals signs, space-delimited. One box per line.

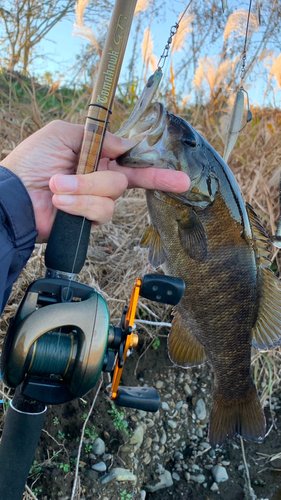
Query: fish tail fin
xmin=208 ymin=385 xmax=266 ymax=447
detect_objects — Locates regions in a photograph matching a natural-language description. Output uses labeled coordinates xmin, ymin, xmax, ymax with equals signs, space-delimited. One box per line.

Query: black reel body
xmin=2 ymin=274 xmax=185 ymax=410
xmin=1 ymin=278 xmax=111 ymax=404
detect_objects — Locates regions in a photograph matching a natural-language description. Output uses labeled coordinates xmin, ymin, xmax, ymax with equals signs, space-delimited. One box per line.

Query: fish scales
xmin=147 ymin=190 xmax=257 ymax=391
xmin=117 ymin=102 xmax=281 ymax=446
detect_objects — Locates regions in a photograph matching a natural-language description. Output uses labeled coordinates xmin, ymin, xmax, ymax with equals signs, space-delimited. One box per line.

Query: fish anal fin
xmin=140 ymin=226 xmax=166 ymax=269
xmin=252 ymin=266 xmax=281 ymax=350
xmin=209 ymin=385 xmax=266 ymax=447
xmin=177 ymin=209 xmax=207 ymax=261
xmin=168 ymin=310 xmax=207 ymax=368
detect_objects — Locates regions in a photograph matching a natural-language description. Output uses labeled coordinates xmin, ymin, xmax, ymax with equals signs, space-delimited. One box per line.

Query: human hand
xmin=1 ymin=120 xmax=190 ymax=239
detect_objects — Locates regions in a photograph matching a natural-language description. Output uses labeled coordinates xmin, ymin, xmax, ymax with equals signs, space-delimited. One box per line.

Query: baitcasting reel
xmin=1 ymin=274 xmax=185 ymax=412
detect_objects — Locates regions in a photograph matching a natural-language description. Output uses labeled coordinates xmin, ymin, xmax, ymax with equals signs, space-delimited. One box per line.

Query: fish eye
xmin=181 ymin=135 xmax=197 ymax=148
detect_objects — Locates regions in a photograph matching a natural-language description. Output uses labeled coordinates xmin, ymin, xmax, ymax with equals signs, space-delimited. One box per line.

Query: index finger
xmin=99 ymin=160 xmax=190 ymax=193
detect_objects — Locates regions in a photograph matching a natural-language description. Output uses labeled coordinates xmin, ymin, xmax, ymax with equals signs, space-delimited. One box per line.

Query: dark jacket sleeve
xmin=0 ymin=166 xmax=38 ymax=314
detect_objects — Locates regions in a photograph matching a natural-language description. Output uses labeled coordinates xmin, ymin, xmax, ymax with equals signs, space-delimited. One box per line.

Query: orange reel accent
xmin=110 ymin=278 xmax=141 ymax=400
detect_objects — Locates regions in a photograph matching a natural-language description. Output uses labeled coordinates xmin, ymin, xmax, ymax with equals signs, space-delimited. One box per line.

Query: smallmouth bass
xmin=117 ymin=102 xmax=281 ymax=447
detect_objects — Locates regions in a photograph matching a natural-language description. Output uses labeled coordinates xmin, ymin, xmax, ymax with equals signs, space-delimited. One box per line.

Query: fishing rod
xmin=0 ymin=2 xmax=185 ymax=499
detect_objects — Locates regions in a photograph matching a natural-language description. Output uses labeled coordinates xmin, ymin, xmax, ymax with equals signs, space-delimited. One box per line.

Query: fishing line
xmin=237 ymin=0 xmax=254 ymax=130
xmin=157 ymin=0 xmax=193 ymax=71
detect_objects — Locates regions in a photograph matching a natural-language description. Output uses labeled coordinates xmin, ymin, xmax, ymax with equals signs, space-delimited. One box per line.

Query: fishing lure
xmin=223 ymin=87 xmax=253 ymax=163
xmin=223 ymin=0 xmax=254 ymax=163
xmin=116 ymin=1 xmax=192 ymax=138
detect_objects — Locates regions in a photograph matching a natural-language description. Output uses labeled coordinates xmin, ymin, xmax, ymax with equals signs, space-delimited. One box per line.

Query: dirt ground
xmin=2 ymin=336 xmax=279 ymax=500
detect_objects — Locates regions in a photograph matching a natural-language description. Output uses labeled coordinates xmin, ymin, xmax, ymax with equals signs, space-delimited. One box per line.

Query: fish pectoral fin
xmin=140 ymin=225 xmax=167 ymax=269
xmin=252 ymin=265 xmax=281 ymax=350
xmin=177 ymin=209 xmax=207 ymax=261
xmin=140 ymin=225 xmax=154 ymax=247
xmin=209 ymin=385 xmax=265 ymax=447
xmin=168 ymin=310 xmax=207 ymax=367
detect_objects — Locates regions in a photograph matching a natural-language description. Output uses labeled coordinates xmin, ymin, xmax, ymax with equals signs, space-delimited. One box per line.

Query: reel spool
xmin=1 ymin=274 xmax=185 ymax=411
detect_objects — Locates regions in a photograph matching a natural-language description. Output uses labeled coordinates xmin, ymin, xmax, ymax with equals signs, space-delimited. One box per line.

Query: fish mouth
xmin=116 ymin=102 xmax=171 ymax=168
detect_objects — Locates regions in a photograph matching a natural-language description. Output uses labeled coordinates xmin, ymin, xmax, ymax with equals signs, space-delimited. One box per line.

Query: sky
xmin=31 ymin=1 xmax=280 ymax=108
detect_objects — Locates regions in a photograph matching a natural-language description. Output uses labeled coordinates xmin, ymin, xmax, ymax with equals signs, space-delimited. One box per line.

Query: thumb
xmin=101 ymin=132 xmax=139 ymax=159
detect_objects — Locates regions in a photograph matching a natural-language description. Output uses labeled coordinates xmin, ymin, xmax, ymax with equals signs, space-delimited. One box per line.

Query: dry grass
xmin=1 ymin=77 xmax=281 ymax=415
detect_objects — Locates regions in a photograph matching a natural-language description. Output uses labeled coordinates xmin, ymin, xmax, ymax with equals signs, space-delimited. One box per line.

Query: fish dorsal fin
xmin=246 ymin=202 xmax=271 ymax=262
xmin=168 ymin=309 xmax=207 ymax=367
xmin=252 ymin=266 xmax=281 ymax=350
xmin=140 ymin=225 xmax=167 ymax=269
xmin=177 ymin=209 xmax=207 ymax=261
xmin=246 ymin=203 xmax=281 ymax=349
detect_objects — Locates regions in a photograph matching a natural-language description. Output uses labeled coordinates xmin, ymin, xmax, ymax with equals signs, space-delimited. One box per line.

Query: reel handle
xmin=115 ymin=386 xmax=161 ymax=412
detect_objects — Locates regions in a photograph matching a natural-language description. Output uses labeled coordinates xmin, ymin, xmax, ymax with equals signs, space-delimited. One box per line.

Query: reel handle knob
xmin=115 ymin=386 xmax=161 ymax=412
xmin=140 ymin=274 xmax=185 ymax=305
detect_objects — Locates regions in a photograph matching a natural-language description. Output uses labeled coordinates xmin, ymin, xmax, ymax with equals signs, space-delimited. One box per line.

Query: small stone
xmin=184 ymin=384 xmax=192 ymax=396
xmin=85 ymin=469 xmax=99 ymax=481
xmin=212 ymin=465 xmax=229 ymax=483
xmin=156 ymin=464 xmax=165 ymax=475
xmin=172 ymin=472 xmax=180 ymax=481
xmin=99 ymin=472 xmax=116 ymax=484
xmin=195 ymin=399 xmax=207 ymax=421
xmin=190 ymin=474 xmax=206 ymax=484
xmin=112 ymin=467 xmax=137 ymax=483
xmin=167 ymin=420 xmax=177 ymax=430
xmin=201 ymin=442 xmax=210 ymax=449
xmin=174 ymin=452 xmax=184 ymax=460
xmin=92 ymin=462 xmax=107 ymax=472
xmin=155 ymin=381 xmax=164 ymax=389
xmin=160 ymin=431 xmax=167 ymax=445
xmin=209 ymin=449 xmax=216 ymax=458
xmin=196 ymin=427 xmax=203 ymax=438
xmin=142 ymin=453 xmax=151 ymax=465
xmin=210 ymin=482 xmax=219 ymax=492
xmin=176 ymin=401 xmax=183 ymax=410
xmin=140 ymin=491 xmax=146 ymax=500
xmin=185 ymin=472 xmax=191 ymax=481
xmin=158 ymin=446 xmax=165 ymax=454
xmin=92 ymin=438 xmax=105 ymax=456
xmin=161 ymin=402 xmax=170 ymax=411
xmin=138 ymin=410 xmax=147 ymax=418
xmin=191 ymin=464 xmax=200 ymax=472
xmin=103 ymin=431 xmax=110 ymax=440
xmin=145 ymin=470 xmax=173 ymax=492
xmin=144 ymin=437 xmax=152 ymax=449
xmin=146 ymin=418 xmax=154 ymax=428
xmin=130 ymin=425 xmax=144 ymax=449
